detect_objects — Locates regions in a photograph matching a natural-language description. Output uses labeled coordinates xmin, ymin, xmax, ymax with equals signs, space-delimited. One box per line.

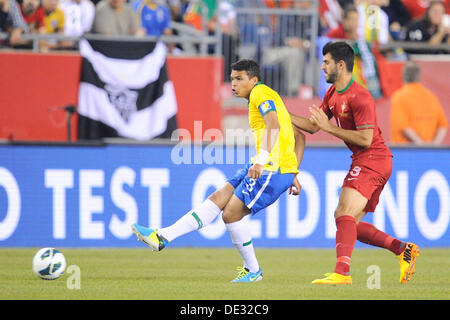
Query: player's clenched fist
xmin=289 ymin=176 xmax=302 ymax=195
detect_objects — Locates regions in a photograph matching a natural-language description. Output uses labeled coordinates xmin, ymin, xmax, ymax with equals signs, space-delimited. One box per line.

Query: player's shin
xmin=226 ymin=219 xmax=260 ymax=273
xmin=158 ymin=199 xmax=221 ymax=242
xmin=357 ymin=221 xmax=406 ymax=255
xmin=334 ymin=215 xmax=357 ymax=276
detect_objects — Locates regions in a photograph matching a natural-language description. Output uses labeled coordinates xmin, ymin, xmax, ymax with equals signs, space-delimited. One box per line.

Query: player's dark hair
xmin=322 ymin=41 xmax=355 ymax=72
xmin=231 ymin=59 xmax=261 ymax=81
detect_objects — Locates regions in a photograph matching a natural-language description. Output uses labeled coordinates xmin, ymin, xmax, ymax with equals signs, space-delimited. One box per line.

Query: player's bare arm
xmin=289 ymin=112 xmax=319 ymax=134
xmin=309 ymin=106 xmax=373 ymax=148
xmin=289 ymin=126 xmax=305 ymax=195
xmin=248 ymin=110 xmax=280 ymax=179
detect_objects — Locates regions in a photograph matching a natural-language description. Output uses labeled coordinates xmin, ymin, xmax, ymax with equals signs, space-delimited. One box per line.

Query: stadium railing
xmin=0 ymin=29 xmax=220 ymax=56
xmin=231 ymin=3 xmax=319 ymax=96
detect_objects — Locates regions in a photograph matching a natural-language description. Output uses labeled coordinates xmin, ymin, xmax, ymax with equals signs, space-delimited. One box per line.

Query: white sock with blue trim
xmin=226 ymin=218 xmax=260 ymax=273
xmin=158 ymin=199 xmax=221 ymax=242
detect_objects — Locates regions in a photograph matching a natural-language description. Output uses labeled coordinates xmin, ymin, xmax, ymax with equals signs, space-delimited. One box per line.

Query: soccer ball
xmin=32 ymin=248 xmax=66 ymax=280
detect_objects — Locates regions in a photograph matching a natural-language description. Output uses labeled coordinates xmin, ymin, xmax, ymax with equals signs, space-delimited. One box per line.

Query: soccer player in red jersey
xmin=290 ymin=41 xmax=420 ymax=285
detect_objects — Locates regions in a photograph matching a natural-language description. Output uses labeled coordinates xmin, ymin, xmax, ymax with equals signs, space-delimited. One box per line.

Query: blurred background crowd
xmin=1 ymin=0 xmax=448 ymax=55
xmin=0 ymin=0 xmax=449 ymax=145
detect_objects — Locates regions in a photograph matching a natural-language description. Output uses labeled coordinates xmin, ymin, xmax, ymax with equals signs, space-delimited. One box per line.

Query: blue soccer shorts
xmin=227 ymin=162 xmax=295 ymax=215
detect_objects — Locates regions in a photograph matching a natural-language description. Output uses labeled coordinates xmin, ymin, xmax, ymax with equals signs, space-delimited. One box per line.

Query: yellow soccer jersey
xmin=45 ymin=8 xmax=65 ymax=34
xmin=248 ymin=83 xmax=298 ymax=174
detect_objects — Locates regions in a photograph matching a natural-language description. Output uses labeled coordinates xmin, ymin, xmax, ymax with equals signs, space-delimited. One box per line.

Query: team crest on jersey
xmin=339 ymin=101 xmax=349 ymax=118
xmin=104 ymin=84 xmax=138 ymax=123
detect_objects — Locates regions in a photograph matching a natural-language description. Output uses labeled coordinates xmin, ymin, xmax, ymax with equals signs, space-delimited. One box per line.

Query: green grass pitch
xmin=0 ymin=247 xmax=449 ymax=300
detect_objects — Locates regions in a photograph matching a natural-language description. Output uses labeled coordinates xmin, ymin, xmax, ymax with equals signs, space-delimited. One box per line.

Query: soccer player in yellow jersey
xmin=132 ymin=59 xmax=305 ymax=282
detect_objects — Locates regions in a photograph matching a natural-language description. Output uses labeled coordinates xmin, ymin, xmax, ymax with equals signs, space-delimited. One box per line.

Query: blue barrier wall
xmin=0 ymin=144 xmax=448 ymax=247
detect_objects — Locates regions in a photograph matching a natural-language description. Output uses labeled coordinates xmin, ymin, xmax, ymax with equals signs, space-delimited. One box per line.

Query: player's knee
xmin=334 ymin=209 xmax=343 ymax=219
xmin=222 ymin=207 xmax=247 ymax=224
xmin=208 ymin=184 xmax=234 ymax=210
xmin=334 ymin=206 xmax=353 ymax=218
xmin=222 ymin=211 xmax=237 ymax=224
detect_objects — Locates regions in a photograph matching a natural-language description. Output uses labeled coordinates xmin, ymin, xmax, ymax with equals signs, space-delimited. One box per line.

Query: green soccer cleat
xmin=132 ymin=223 xmax=168 ymax=251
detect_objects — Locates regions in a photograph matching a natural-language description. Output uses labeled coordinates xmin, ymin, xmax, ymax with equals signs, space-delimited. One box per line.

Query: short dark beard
xmin=325 ymin=68 xmax=338 ymax=84
xmin=24 ymin=4 xmax=36 ymax=15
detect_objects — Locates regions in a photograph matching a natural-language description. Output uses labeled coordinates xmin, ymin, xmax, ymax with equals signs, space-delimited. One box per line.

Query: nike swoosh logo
xmin=347 ymin=178 xmax=357 ymax=180
xmin=249 ymin=274 xmax=261 ymax=281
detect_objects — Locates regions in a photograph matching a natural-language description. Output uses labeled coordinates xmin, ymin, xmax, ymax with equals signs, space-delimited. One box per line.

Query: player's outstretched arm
xmin=293 ymin=124 xmax=306 ymax=168
xmin=309 ymin=106 xmax=373 ymax=148
xmin=289 ymin=112 xmax=320 ymax=134
xmin=289 ymin=126 xmax=305 ymax=196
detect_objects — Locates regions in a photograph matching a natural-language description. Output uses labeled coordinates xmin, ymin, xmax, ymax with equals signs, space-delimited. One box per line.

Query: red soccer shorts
xmin=342 ymin=156 xmax=393 ymax=213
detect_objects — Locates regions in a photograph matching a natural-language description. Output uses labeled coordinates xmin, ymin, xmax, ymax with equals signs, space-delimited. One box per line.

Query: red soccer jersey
xmin=20 ymin=4 xmax=45 ymax=31
xmin=320 ymin=79 xmax=392 ymax=159
xmin=327 ymin=24 xmax=350 ymax=39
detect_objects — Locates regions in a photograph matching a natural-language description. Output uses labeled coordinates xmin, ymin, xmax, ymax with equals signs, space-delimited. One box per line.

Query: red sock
xmin=357 ymin=221 xmax=406 ymax=255
xmin=334 ymin=215 xmax=357 ymax=276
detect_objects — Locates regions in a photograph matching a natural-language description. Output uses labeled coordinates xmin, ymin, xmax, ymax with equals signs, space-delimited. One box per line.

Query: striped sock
xmin=226 ymin=219 xmax=260 ymax=273
xmin=158 ymin=199 xmax=221 ymax=242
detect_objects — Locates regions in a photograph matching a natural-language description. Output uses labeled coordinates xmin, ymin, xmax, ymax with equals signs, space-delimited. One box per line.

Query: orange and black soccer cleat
xmin=398 ymin=243 xmax=420 ymax=284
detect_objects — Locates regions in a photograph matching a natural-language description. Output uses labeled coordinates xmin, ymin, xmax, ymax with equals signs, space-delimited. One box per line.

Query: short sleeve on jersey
xmin=319 ymin=86 xmax=334 ymax=119
xmin=258 ymin=100 xmax=277 ymax=117
xmin=352 ymin=93 xmax=376 ymax=130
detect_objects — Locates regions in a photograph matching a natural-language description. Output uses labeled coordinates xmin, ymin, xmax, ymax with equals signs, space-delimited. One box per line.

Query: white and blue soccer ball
xmin=32 ymin=248 xmax=66 ymax=280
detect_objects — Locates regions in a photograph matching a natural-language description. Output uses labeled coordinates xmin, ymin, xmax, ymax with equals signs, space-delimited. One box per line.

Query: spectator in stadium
xmin=182 ymin=0 xmax=217 ymax=32
xmin=10 ymin=0 xmax=46 ymax=48
xmin=327 ymin=3 xmax=359 ymax=40
xmin=164 ymin=0 xmax=182 ymax=22
xmin=19 ymin=0 xmax=46 ymax=34
xmin=60 ymin=0 xmax=95 ymax=37
xmin=319 ymin=0 xmax=343 ymax=34
xmin=402 ymin=0 xmax=450 ymax=20
xmin=133 ymin=0 xmax=172 ymax=37
xmin=261 ymin=0 xmax=311 ymax=96
xmin=405 ymin=0 xmax=450 ymax=51
xmin=183 ymin=0 xmax=239 ymax=70
xmin=0 ymin=0 xmax=28 ymax=47
xmin=91 ymin=0 xmax=145 ymax=36
xmin=357 ymin=0 xmax=390 ymax=44
xmin=380 ymin=0 xmax=412 ymax=40
xmin=42 ymin=0 xmax=64 ymax=34
xmin=390 ymin=61 xmax=448 ymax=145
xmin=217 ymin=0 xmax=239 ymax=79
xmin=39 ymin=0 xmax=65 ymax=51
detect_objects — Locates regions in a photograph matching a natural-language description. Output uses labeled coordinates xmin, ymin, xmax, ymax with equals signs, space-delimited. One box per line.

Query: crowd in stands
xmin=0 ymin=0 xmax=448 ymax=144
xmin=0 ymin=0 xmax=448 ymax=51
